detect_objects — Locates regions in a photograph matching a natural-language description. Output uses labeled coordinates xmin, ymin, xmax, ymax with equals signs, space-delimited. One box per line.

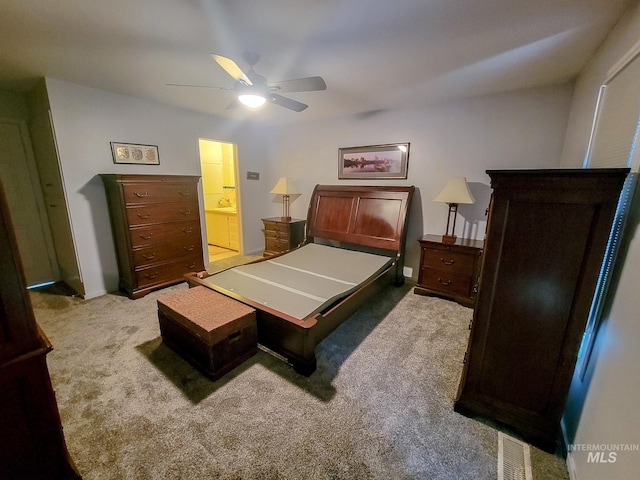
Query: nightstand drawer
xmin=422 ymin=247 xmax=476 ymax=274
xmin=266 ymin=237 xmax=290 ymax=252
xmin=419 ymin=267 xmax=473 ymax=298
xmin=263 ymin=221 xmax=290 ymax=234
xmin=264 ymin=230 xmax=289 ymax=243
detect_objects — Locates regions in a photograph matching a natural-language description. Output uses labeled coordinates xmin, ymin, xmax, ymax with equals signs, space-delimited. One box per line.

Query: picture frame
xmin=338 ymin=143 xmax=409 ymax=179
xmin=111 ymin=142 xmax=160 ymax=165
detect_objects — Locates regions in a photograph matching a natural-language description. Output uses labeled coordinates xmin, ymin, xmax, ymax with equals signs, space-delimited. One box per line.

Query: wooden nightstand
xmin=261 ymin=217 xmax=306 ymax=256
xmin=414 ymin=234 xmax=483 ymax=308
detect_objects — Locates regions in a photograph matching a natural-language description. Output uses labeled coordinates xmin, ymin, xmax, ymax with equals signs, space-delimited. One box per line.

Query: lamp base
xmin=442 ymin=234 xmax=457 ymax=244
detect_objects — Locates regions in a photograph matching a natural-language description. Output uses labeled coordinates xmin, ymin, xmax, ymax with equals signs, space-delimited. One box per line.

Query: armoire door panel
xmin=476 ymin=200 xmax=595 ymax=412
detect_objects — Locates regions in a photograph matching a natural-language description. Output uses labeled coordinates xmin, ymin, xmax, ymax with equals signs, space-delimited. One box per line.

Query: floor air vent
xmin=497 ymin=432 xmax=533 ymax=480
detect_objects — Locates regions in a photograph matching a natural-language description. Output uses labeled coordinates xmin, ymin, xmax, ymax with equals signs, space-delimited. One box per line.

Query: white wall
xmin=45 ymin=78 xmax=273 ymax=298
xmin=560 ymin=3 xmax=640 ymax=479
xmin=42 ymin=78 xmax=574 ymax=296
xmin=267 ymin=84 xmax=573 ymax=277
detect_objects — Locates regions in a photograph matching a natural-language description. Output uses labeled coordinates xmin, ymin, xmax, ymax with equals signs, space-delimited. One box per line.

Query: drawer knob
xmin=179 ymin=190 xmax=190 ymax=196
xmin=142 ymin=252 xmax=156 ymax=260
xmin=440 ymin=257 xmax=455 ymax=266
xmin=145 ymin=272 xmax=158 ymax=279
xmin=139 ymin=233 xmax=154 ymax=240
xmin=134 ymin=191 xmax=148 ymax=198
xmin=180 ymin=209 xmax=191 ymax=215
xmin=186 ymin=263 xmax=196 ymax=269
xmin=183 ymin=245 xmax=195 ymax=251
xmin=437 ymin=278 xmax=452 ymax=286
xmin=137 ymin=213 xmax=151 ymax=219
xmin=183 ymin=228 xmax=193 ymax=234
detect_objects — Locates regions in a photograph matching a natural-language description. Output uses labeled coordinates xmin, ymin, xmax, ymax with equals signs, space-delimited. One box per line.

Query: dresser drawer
xmin=419 ymin=267 xmax=473 ymax=298
xmin=126 ymin=201 xmax=200 ymax=227
xmin=129 ymin=220 xmax=201 ymax=249
xmin=132 ymin=240 xmax=201 ymax=267
xmin=122 ymin=182 xmax=197 ymax=205
xmin=422 ymin=247 xmax=476 ymax=275
xmin=135 ymin=255 xmax=202 ymax=288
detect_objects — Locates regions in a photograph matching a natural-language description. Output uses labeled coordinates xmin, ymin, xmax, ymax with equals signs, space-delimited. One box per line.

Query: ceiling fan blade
xmin=165 ymin=83 xmax=231 ymax=90
xmin=211 ymin=54 xmax=252 ymax=85
xmin=270 ymin=76 xmax=327 ymax=93
xmin=225 ymin=98 xmax=240 ymax=110
xmin=270 ymin=93 xmax=308 ymax=112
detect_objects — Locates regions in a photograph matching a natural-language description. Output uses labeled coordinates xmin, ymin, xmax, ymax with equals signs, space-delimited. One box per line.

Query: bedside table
xmin=414 ymin=234 xmax=483 ymax=308
xmin=261 ymin=217 xmax=306 ymax=256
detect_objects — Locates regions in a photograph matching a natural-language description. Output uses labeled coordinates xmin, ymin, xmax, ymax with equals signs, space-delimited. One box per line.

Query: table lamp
xmin=270 ymin=177 xmax=300 ymax=220
xmin=434 ymin=177 xmax=475 ymax=244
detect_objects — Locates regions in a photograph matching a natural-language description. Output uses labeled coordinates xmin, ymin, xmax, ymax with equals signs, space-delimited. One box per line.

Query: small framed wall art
xmin=338 ymin=142 xmax=409 ymax=179
xmin=111 ymin=142 xmax=160 ymax=165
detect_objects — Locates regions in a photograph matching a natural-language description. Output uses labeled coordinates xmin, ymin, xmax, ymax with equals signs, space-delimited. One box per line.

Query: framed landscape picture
xmin=338 ymin=143 xmax=409 ymax=179
xmin=111 ymin=142 xmax=160 ymax=165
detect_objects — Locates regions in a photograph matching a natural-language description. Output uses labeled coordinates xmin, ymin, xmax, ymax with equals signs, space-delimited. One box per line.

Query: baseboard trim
xmin=566 ymin=451 xmax=578 ymax=480
xmin=561 ymin=419 xmax=578 ymax=480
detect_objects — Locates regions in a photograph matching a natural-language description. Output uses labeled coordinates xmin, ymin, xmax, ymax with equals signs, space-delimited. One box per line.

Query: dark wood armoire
xmin=454 ymin=168 xmax=628 ymax=452
xmin=0 ymin=181 xmax=80 ymax=479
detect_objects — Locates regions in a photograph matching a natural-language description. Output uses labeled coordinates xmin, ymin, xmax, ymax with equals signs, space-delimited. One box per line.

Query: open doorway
xmin=198 ymin=139 xmax=242 ymax=263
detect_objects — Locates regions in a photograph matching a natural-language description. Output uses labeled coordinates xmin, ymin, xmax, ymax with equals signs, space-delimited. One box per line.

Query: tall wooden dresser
xmin=454 ymin=168 xmax=628 ymax=452
xmin=0 ymin=181 xmax=80 ymax=479
xmin=101 ymin=174 xmax=205 ymax=299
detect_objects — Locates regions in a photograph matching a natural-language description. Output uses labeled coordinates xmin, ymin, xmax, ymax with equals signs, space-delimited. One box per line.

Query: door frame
xmin=197 ymin=138 xmax=243 ymax=263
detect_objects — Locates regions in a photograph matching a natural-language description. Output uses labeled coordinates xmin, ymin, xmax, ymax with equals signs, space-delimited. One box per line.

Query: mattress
xmin=201 ymin=243 xmax=393 ymax=320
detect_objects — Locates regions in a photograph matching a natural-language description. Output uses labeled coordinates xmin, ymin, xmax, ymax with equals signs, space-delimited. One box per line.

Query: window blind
xmin=577 ymin=51 xmax=640 ymax=378
xmin=586 ymin=53 xmax=640 ymax=171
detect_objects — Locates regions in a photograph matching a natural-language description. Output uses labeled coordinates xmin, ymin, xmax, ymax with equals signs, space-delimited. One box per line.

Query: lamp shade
xmin=270 ymin=177 xmax=300 ymax=195
xmin=434 ymin=177 xmax=475 ymax=204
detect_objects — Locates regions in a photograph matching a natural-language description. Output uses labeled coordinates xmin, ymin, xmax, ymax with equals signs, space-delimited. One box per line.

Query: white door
xmin=0 ymin=120 xmax=58 ymax=286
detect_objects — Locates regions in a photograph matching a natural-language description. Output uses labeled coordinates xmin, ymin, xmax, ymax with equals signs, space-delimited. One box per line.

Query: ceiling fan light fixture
xmin=238 ymin=93 xmax=267 ymax=108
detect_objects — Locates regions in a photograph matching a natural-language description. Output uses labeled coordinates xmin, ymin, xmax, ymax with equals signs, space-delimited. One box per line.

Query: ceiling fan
xmin=167 ymin=52 xmax=327 ymax=112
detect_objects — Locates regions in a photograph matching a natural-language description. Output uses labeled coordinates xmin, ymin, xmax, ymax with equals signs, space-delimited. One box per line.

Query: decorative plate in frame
xmin=111 ymin=142 xmax=160 ymax=165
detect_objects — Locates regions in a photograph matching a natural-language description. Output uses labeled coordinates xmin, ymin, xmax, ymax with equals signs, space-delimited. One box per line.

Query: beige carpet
xmin=30 ymin=273 xmax=569 ymax=479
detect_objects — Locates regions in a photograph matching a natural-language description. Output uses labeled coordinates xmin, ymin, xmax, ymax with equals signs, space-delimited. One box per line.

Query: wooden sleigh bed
xmin=186 ymin=184 xmax=415 ymax=375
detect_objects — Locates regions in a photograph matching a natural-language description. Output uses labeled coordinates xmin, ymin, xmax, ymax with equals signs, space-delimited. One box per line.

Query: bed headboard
xmin=306 ymin=184 xmax=415 ymax=253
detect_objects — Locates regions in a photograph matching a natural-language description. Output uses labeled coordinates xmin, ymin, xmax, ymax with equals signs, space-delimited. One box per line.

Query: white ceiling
xmin=0 ymin=0 xmax=633 ymax=124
